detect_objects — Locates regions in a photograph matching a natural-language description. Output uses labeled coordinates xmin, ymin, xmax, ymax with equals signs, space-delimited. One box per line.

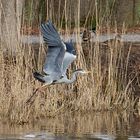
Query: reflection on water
xmin=0 ymin=111 xmax=140 ymax=140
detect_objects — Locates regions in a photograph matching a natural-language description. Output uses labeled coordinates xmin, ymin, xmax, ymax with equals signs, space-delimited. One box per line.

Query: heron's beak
xmin=85 ymin=71 xmax=91 ymax=74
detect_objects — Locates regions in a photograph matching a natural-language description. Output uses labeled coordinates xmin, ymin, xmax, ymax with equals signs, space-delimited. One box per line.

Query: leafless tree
xmin=0 ymin=0 xmax=25 ymax=52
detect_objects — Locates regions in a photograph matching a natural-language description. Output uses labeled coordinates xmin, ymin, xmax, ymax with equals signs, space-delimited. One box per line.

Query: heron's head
xmin=74 ymin=69 xmax=90 ymax=75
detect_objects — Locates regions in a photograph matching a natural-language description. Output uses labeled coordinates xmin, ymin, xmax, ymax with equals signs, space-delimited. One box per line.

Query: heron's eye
xmin=60 ymin=75 xmax=64 ymax=79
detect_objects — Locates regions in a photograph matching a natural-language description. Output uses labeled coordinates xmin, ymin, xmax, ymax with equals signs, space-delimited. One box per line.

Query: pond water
xmin=0 ymin=112 xmax=140 ymax=140
xmin=21 ymin=33 xmax=140 ymax=44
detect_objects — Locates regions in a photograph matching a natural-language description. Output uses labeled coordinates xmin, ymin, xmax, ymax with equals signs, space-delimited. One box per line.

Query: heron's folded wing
xmin=41 ymin=21 xmax=66 ymax=79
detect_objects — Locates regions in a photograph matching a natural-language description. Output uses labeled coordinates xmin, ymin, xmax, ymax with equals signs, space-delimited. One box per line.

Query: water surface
xmin=0 ymin=112 xmax=140 ymax=140
xmin=21 ymin=33 xmax=140 ymax=44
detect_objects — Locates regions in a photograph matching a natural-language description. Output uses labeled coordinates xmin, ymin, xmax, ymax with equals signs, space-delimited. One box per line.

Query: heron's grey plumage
xmin=41 ymin=21 xmax=63 ymax=47
xmin=61 ymin=42 xmax=76 ymax=75
xmin=62 ymin=52 xmax=76 ymax=75
xmin=40 ymin=21 xmax=66 ymax=81
xmin=54 ymin=69 xmax=84 ymax=84
xmin=33 ymin=20 xmax=87 ymax=85
xmin=27 ymin=21 xmax=88 ymax=105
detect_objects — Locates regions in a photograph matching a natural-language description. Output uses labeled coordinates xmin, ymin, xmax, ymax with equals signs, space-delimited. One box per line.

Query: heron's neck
xmin=64 ymin=71 xmax=79 ymax=84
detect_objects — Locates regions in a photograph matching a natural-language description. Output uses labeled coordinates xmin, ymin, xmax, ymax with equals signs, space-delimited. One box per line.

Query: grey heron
xmin=33 ymin=20 xmax=89 ymax=85
xmin=26 ymin=21 xmax=90 ymax=104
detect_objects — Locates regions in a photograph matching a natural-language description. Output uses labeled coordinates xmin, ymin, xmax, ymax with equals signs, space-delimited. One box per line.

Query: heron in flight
xmin=33 ymin=20 xmax=89 ymax=86
xmin=26 ymin=21 xmax=90 ymax=104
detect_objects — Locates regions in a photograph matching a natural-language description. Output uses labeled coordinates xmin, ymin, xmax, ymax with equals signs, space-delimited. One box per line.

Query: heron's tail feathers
xmin=41 ymin=20 xmax=62 ymax=46
xmin=33 ymin=72 xmax=45 ymax=83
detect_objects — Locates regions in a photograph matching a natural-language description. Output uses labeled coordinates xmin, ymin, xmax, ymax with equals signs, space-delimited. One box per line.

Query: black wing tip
xmin=33 ymin=72 xmax=45 ymax=83
xmin=33 ymin=71 xmax=40 ymax=76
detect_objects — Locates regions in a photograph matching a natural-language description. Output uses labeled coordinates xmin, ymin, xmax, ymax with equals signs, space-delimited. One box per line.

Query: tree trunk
xmin=16 ymin=0 xmax=25 ymax=35
xmin=0 ymin=0 xmax=25 ymax=53
xmin=132 ymin=0 xmax=135 ymax=25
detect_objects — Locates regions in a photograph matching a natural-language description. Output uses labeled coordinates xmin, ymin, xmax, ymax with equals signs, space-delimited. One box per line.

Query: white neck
xmin=62 ymin=71 xmax=79 ymax=84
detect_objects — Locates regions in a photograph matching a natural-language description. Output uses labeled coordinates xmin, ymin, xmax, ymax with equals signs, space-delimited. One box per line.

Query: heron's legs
xmin=25 ymin=83 xmax=51 ymax=105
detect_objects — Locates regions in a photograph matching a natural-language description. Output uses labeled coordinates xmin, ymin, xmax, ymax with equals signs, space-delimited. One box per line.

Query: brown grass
xmin=0 ymin=0 xmax=137 ymax=123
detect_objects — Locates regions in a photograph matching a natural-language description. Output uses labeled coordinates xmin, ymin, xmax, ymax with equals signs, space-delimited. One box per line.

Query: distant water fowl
xmin=92 ymin=27 xmax=96 ymax=34
xmin=82 ymin=27 xmax=96 ymax=42
xmin=82 ymin=29 xmax=91 ymax=41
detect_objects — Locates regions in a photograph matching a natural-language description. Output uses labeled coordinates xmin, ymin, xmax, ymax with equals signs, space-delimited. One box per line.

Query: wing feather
xmin=41 ymin=21 xmax=62 ymax=46
xmin=41 ymin=21 xmax=66 ymax=81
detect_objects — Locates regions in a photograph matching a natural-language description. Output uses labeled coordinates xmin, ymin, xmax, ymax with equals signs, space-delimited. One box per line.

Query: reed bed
xmin=0 ymin=0 xmax=137 ymax=123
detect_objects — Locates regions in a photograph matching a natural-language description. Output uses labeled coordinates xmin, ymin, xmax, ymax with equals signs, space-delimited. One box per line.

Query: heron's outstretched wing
xmin=41 ymin=21 xmax=66 ymax=80
xmin=41 ymin=21 xmax=64 ymax=47
xmin=62 ymin=42 xmax=76 ymax=75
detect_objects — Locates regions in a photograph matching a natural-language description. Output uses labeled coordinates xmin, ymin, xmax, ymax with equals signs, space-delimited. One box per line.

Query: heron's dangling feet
xmin=25 ymin=83 xmax=50 ymax=105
